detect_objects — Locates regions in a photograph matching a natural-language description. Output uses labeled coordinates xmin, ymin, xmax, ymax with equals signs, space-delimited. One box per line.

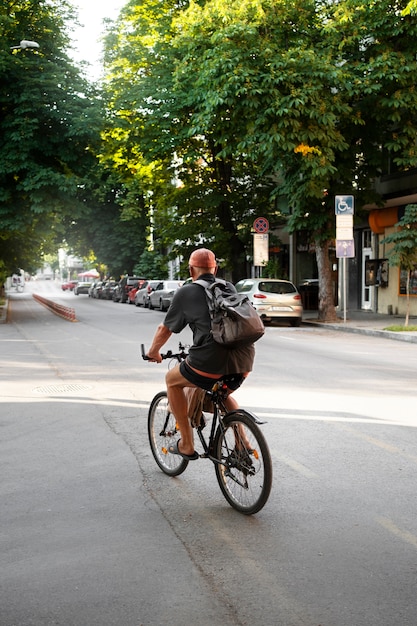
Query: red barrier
xmin=33 ymin=294 xmax=78 ymax=322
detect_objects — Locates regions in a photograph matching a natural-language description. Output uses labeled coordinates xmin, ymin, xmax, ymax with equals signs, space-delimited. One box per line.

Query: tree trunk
xmin=315 ymin=239 xmax=337 ymax=322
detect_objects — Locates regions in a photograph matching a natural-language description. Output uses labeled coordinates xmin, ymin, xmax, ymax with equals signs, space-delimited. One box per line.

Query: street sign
xmin=336 ymin=240 xmax=355 ymax=258
xmin=253 ymin=217 xmax=269 ymax=233
xmin=253 ymin=233 xmax=269 ymax=266
xmin=335 ymin=195 xmax=354 ymax=215
xmin=336 ymin=214 xmax=353 ymax=240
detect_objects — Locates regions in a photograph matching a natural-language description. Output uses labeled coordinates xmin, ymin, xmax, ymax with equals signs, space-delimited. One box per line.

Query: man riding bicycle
xmin=146 ymin=248 xmax=255 ymax=460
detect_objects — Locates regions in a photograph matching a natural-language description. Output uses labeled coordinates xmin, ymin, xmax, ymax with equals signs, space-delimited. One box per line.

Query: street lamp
xmin=10 ymin=40 xmax=40 ymax=50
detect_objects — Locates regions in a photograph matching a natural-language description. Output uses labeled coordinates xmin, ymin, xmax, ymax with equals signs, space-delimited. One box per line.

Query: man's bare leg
xmin=165 ymin=365 xmax=196 ymax=456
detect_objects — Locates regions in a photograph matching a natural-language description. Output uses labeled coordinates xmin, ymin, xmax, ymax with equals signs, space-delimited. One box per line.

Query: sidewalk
xmin=302 ymin=309 xmax=417 ymax=343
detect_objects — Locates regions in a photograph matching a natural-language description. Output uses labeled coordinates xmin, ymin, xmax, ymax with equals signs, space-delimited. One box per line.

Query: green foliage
xmin=381 ymin=204 xmax=417 ymax=270
xmin=101 ymin=0 xmax=417 ymax=294
xmin=133 ymin=249 xmax=167 ymax=279
xmin=0 ymin=0 xmax=102 ymax=275
xmin=381 ymin=204 xmax=417 ymax=326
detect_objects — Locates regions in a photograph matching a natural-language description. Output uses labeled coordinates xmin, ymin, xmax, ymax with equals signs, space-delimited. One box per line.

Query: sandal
xmin=168 ymin=439 xmax=199 ymax=461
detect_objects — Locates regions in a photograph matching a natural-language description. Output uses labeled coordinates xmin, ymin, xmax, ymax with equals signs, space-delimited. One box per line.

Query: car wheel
xmin=290 ymin=318 xmax=302 ymax=327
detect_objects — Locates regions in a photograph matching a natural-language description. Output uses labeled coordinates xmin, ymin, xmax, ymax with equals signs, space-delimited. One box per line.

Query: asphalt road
xmin=2 ymin=281 xmax=417 ymax=626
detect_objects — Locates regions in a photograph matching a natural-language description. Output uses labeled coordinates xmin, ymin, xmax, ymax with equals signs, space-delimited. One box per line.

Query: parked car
xmin=127 ymin=285 xmax=140 ymax=304
xmin=88 ymin=282 xmax=98 ymax=297
xmin=91 ymin=281 xmax=106 ymax=299
xmin=134 ymin=280 xmax=160 ymax=307
xmin=148 ymin=280 xmax=184 ymax=311
xmin=298 ymin=279 xmax=319 ymax=310
xmin=113 ymin=276 xmax=145 ymax=303
xmin=234 ymin=278 xmax=303 ymax=326
xmin=101 ymin=280 xmax=117 ymax=300
xmin=74 ymin=282 xmax=92 ymax=295
xmin=61 ymin=280 xmax=78 ymax=291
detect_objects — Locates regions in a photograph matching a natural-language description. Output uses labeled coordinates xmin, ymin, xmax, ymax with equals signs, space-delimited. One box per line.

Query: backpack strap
xmin=194 ymin=278 xmax=226 ymax=289
xmin=194 ymin=278 xmax=227 ymax=317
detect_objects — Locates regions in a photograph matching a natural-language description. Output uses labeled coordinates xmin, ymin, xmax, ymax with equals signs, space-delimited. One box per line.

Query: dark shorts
xmin=180 ymin=360 xmax=246 ymax=392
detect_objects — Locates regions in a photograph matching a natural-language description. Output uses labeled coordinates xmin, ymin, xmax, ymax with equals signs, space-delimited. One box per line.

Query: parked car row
xmin=74 ymin=275 xmax=185 ymax=311
xmin=65 ymin=274 xmax=304 ymax=325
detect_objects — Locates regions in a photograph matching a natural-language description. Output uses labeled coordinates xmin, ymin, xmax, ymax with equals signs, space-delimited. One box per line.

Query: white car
xmin=148 ymin=280 xmax=184 ymax=311
xmin=235 ymin=278 xmax=303 ymax=326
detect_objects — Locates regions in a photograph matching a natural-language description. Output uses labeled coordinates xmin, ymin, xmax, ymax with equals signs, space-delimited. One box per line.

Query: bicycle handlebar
xmin=141 ymin=342 xmax=188 ymax=362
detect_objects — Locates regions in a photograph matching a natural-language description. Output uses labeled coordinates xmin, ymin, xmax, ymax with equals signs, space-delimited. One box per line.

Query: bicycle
xmin=141 ymin=343 xmax=272 ymax=515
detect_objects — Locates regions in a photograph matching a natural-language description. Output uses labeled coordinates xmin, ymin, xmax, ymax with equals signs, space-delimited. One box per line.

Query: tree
xmin=102 ymin=0 xmax=278 ymax=281
xmin=381 ymin=204 xmax=417 ymax=326
xmin=0 ymin=0 xmax=102 ymax=279
xmin=101 ymin=0 xmax=417 ymax=314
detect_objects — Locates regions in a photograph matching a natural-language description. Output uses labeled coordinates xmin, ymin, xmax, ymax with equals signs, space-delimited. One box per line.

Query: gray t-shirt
xmin=164 ymin=274 xmax=255 ymax=375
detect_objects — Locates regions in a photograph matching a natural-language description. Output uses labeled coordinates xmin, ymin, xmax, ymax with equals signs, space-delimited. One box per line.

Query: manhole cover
xmin=33 ymin=384 xmax=92 ymax=394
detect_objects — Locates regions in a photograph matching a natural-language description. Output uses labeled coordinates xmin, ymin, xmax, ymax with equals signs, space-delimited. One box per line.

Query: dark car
xmin=114 ymin=276 xmax=145 ymax=303
xmin=102 ymin=280 xmax=117 ymax=300
xmin=298 ymin=279 xmax=319 ymax=310
xmin=92 ymin=281 xmax=107 ymax=299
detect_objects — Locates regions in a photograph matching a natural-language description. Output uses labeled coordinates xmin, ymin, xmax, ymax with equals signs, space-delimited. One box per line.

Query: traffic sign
xmin=253 ymin=217 xmax=269 ymax=233
xmin=253 ymin=233 xmax=269 ymax=266
xmin=336 ymin=214 xmax=353 ymax=240
xmin=335 ymin=195 xmax=354 ymax=215
xmin=336 ymin=240 xmax=355 ymax=258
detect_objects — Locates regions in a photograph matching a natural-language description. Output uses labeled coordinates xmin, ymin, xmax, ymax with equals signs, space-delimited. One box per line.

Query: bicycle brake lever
xmin=141 ymin=344 xmax=150 ymax=360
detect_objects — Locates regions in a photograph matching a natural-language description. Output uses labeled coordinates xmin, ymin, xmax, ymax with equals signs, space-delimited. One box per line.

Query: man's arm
xmin=146 ymin=323 xmax=173 ymax=362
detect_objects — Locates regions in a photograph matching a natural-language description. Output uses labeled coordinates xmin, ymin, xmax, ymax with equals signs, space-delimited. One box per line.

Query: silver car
xmin=148 ymin=280 xmax=184 ymax=311
xmin=134 ymin=280 xmax=160 ymax=308
xmin=235 ymin=278 xmax=303 ymax=326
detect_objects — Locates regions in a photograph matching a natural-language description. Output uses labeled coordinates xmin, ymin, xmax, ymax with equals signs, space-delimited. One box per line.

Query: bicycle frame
xmin=195 ymin=383 xmax=266 ymax=467
xmin=143 ymin=342 xmax=272 ymax=514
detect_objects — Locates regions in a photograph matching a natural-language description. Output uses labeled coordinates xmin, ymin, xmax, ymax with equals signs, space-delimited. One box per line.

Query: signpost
xmin=335 ymin=196 xmax=355 ymax=323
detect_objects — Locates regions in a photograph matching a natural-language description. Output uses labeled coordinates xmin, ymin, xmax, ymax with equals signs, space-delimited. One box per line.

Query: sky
xmin=70 ymin=0 xmax=126 ymax=80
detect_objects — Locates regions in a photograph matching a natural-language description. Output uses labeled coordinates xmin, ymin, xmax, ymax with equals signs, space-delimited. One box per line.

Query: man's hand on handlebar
xmin=146 ymin=349 xmax=163 ymax=363
xmin=141 ymin=343 xmax=162 ymax=362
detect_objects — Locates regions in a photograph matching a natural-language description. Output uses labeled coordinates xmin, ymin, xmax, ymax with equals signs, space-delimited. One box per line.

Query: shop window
xmin=399 ymin=267 xmax=417 ymax=296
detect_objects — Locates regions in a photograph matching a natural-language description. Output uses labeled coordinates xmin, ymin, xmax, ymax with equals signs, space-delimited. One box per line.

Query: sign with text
xmin=253 ymin=233 xmax=269 ymax=266
xmin=336 ymin=214 xmax=353 ymax=240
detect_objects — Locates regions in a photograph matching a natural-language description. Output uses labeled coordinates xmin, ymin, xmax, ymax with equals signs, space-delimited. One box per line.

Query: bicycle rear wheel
xmin=148 ymin=391 xmax=188 ymax=476
xmin=214 ymin=410 xmax=272 ymax=514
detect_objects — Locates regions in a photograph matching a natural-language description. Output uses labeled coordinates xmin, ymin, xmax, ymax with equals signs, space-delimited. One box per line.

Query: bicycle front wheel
xmin=148 ymin=391 xmax=188 ymax=476
xmin=214 ymin=411 xmax=272 ymax=515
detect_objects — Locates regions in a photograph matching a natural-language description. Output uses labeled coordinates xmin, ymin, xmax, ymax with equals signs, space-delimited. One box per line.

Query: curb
xmin=303 ymin=319 xmax=417 ymax=344
xmin=32 ymin=294 xmax=78 ymax=322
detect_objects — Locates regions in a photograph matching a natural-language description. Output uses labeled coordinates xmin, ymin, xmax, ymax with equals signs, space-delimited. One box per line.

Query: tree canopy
xmin=100 ymin=0 xmax=417 ymax=316
xmin=2 ymin=0 xmax=417 ymax=322
xmin=0 ymin=0 xmax=102 ymax=279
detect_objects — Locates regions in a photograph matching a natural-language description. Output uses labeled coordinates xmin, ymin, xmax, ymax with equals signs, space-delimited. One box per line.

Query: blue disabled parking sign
xmin=335 ymin=195 xmax=354 ymax=215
